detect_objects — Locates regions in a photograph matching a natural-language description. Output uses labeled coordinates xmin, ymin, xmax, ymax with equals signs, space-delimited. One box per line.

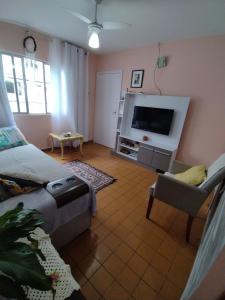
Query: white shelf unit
xmin=115 ymin=91 xmax=126 ymax=149
xmin=117 ymin=135 xmax=140 ymax=161
xmin=114 ymin=92 xmax=190 ymax=172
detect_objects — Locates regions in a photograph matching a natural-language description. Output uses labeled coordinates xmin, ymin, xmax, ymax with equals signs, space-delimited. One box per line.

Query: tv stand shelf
xmin=117 ymin=135 xmax=176 ymax=171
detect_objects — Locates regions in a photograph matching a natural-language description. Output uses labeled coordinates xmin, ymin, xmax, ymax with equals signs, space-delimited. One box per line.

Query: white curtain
xmin=49 ymin=39 xmax=89 ymax=141
xmin=0 ymin=56 xmax=15 ymax=127
xmin=181 ymin=190 xmax=225 ymax=299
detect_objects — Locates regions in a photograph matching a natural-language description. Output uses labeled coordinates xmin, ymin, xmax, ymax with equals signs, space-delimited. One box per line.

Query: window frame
xmin=0 ymin=51 xmax=51 ymax=115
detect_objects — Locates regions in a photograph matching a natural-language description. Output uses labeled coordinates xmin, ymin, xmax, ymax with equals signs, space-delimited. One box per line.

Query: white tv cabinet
xmin=117 ymin=134 xmax=177 ymax=171
xmin=115 ymin=93 xmax=190 ymax=172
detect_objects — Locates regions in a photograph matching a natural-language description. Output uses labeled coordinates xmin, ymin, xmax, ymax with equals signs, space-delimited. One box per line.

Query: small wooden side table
xmin=49 ymin=132 xmax=84 ymax=159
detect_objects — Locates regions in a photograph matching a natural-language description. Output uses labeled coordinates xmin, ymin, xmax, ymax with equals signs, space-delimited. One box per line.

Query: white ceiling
xmin=0 ymin=0 xmax=225 ymax=54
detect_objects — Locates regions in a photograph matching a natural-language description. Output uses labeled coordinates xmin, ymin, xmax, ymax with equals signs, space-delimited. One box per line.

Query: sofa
xmin=0 ymin=143 xmax=96 ymax=248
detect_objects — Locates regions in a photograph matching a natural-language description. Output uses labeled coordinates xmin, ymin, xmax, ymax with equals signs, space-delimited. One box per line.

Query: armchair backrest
xmin=200 ymin=153 xmax=225 ymax=193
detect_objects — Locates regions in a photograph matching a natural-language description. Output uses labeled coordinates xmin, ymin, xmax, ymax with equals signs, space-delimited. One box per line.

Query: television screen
xmin=131 ymin=106 xmax=174 ymax=135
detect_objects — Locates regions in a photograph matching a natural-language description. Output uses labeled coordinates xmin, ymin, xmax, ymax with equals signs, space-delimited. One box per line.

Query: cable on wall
xmin=153 ymin=42 xmax=162 ymax=95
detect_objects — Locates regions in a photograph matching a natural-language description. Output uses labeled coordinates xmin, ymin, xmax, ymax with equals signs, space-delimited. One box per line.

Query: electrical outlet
xmin=157 ymin=56 xmax=167 ymax=68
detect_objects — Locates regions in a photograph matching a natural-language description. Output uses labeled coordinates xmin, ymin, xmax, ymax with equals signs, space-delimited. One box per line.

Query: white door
xmin=94 ymin=71 xmax=122 ymax=148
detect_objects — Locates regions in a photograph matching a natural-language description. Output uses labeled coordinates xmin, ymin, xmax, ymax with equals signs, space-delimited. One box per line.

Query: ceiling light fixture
xmin=88 ymin=31 xmax=99 ymax=48
xmin=88 ymin=23 xmax=102 ymax=49
xmin=63 ymin=0 xmax=131 ymax=50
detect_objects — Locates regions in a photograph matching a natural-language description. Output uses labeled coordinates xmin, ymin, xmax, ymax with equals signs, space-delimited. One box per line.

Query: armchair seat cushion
xmin=174 ymin=165 xmax=207 ymax=186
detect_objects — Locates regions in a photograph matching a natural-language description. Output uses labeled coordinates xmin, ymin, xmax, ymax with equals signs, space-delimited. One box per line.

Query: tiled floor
xmin=48 ymin=143 xmax=208 ymax=300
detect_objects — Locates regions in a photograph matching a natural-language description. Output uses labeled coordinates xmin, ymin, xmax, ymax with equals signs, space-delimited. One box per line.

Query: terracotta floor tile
xmin=115 ymin=242 xmax=134 ymax=263
xmin=140 ymin=220 xmax=167 ymax=240
xmin=167 ymin=262 xmax=190 ymax=289
xmin=103 ymin=233 xmax=122 ymax=251
xmin=90 ymin=266 xmax=114 ymax=295
xmin=151 ymin=253 xmax=171 ymax=276
xmin=160 ymin=280 xmax=183 ymax=300
xmin=81 ymin=231 xmax=99 ymax=251
xmin=81 ymin=281 xmax=101 ymax=300
xmin=66 ymin=243 xmax=90 ymax=264
xmin=114 ymin=225 xmax=131 ymax=240
xmin=125 ymin=232 xmax=142 ymax=251
xmin=93 ymin=243 xmax=112 ymax=264
xmin=103 ymin=281 xmax=130 ymax=300
xmin=94 ymin=210 xmax=111 ymax=223
xmin=128 ymin=253 xmax=148 ymax=277
xmin=144 ymin=232 xmax=163 ymax=251
xmin=133 ymin=280 xmax=157 ymax=300
xmin=104 ymin=254 xmax=125 ymax=277
xmin=158 ymin=236 xmax=178 ymax=262
xmin=70 ymin=265 xmax=87 ymax=287
xmin=104 ymin=217 xmax=120 ymax=231
xmin=172 ymin=253 xmax=194 ymax=274
xmin=93 ymin=225 xmax=110 ymax=242
xmin=121 ymin=218 xmax=137 ymax=231
xmin=78 ymin=254 xmax=101 ymax=278
xmin=156 ymin=295 xmax=166 ymax=300
xmin=136 ymin=243 xmax=155 ymax=264
xmin=133 ymin=224 xmax=150 ymax=241
xmin=117 ymin=266 xmax=140 ymax=293
xmin=142 ymin=266 xmax=165 ymax=292
xmin=49 ymin=143 xmax=206 ymax=298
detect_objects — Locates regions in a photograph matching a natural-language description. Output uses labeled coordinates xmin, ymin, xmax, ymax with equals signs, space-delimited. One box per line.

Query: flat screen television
xmin=131 ymin=106 xmax=174 ymax=135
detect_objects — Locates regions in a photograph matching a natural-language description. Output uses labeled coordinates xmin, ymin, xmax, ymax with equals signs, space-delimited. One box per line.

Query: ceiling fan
xmin=65 ymin=0 xmax=131 ymax=49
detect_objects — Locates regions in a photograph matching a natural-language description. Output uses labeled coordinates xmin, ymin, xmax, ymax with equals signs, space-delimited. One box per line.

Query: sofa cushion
xmin=0 ymin=125 xmax=27 ymax=151
xmin=174 ymin=165 xmax=206 ymax=186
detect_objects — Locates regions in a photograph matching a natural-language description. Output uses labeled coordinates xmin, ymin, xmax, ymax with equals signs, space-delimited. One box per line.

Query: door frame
xmin=94 ymin=70 xmax=123 ymax=148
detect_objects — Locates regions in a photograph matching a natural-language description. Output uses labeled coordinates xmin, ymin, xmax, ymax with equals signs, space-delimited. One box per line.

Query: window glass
xmin=2 ymin=55 xmax=18 ymax=112
xmin=44 ymin=64 xmax=51 ymax=83
xmin=16 ymin=80 xmax=27 ymax=113
xmin=14 ymin=57 xmax=23 ymax=79
xmin=1 ymin=53 xmax=52 ymax=114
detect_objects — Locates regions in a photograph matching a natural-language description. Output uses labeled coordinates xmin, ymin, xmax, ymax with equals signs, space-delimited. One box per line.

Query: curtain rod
xmin=62 ymin=40 xmax=88 ymax=54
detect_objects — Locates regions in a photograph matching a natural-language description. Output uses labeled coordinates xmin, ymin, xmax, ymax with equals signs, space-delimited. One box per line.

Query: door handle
xmin=112 ymin=111 xmax=117 ymax=115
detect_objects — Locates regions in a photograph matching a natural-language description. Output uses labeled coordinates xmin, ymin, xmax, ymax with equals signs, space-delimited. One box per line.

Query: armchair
xmin=146 ymin=154 xmax=225 ymax=243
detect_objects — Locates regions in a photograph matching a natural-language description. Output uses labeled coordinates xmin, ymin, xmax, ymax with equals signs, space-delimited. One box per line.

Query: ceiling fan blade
xmin=66 ymin=10 xmax=92 ymax=24
xmin=102 ymin=21 xmax=131 ymax=30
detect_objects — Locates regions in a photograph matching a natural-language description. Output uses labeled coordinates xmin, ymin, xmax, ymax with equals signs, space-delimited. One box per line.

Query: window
xmin=1 ymin=53 xmax=52 ymax=114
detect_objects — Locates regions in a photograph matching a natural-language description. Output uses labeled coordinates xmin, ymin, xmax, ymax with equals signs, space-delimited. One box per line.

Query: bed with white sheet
xmin=0 ymin=144 xmax=96 ymax=248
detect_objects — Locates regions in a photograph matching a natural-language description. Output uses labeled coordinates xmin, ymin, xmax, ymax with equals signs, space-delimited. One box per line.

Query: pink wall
xmin=96 ymin=36 xmax=225 ymax=166
xmin=0 ymin=22 xmax=97 ymax=148
xmin=1 ymin=21 xmax=225 ymax=165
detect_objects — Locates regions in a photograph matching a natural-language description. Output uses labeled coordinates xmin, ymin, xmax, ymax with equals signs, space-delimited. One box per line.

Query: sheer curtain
xmin=0 ymin=56 xmax=15 ymax=127
xmin=181 ymin=190 xmax=225 ymax=299
xmin=49 ymin=39 xmax=89 ymax=141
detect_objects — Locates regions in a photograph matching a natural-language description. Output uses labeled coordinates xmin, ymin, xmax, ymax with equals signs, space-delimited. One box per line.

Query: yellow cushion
xmin=174 ymin=165 xmax=206 ymax=186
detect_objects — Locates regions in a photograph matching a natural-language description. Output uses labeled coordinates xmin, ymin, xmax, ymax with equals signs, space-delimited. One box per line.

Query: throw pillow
xmin=174 ymin=165 xmax=207 ymax=186
xmin=0 ymin=125 xmax=27 ymax=151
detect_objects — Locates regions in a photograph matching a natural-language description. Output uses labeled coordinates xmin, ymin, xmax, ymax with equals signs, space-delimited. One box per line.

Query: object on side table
xmin=64 ymin=132 xmax=72 ymax=137
xmin=142 ymin=135 xmax=149 ymax=141
xmin=49 ymin=132 xmax=84 ymax=159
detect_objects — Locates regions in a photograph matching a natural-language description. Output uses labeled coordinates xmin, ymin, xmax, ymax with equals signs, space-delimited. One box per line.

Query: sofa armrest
xmin=170 ymin=160 xmax=192 ymax=174
xmin=153 ymin=174 xmax=208 ymax=216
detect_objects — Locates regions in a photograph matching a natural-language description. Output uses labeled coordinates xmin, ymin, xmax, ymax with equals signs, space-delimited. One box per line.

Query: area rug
xmin=63 ymin=160 xmax=116 ymax=192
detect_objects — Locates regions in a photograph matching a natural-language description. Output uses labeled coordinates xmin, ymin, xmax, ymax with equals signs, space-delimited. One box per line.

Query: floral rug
xmin=63 ymin=160 xmax=116 ymax=192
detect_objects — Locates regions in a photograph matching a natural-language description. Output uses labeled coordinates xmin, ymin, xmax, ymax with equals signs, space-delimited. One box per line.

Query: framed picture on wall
xmin=131 ymin=70 xmax=144 ymax=88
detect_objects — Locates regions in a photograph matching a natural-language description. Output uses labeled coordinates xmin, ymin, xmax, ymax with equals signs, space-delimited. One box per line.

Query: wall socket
xmin=157 ymin=56 xmax=167 ymax=68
